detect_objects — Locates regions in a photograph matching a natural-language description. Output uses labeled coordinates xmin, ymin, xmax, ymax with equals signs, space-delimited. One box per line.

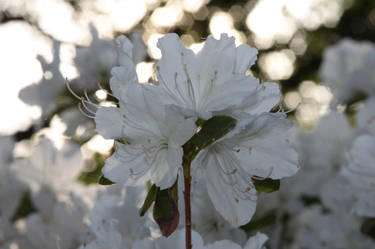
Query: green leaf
xmin=195 ymin=118 xmax=206 ymax=127
xmin=240 ymin=212 xmax=277 ymax=233
xmin=11 ymin=191 xmax=37 ymax=222
xmin=139 ymin=184 xmax=159 ymax=216
xmin=78 ymin=153 xmax=105 ymax=185
xmin=253 ymin=178 xmax=280 ymax=193
xmin=183 ymin=115 xmax=236 ymax=160
xmin=153 ymin=180 xmax=179 ymax=237
xmin=98 ymin=175 xmax=115 ymax=185
xmin=361 ymin=218 xmax=375 ymax=240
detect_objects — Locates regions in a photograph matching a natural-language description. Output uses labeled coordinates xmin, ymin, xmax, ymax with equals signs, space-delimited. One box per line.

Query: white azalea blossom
xmin=289 ymin=205 xmax=375 ymax=249
xmin=95 ymin=35 xmax=197 ymax=189
xmin=0 ymin=142 xmax=25 ymax=247
xmin=341 ymin=134 xmax=375 ymax=217
xmin=133 ymin=229 xmax=268 ymax=249
xmin=184 ymin=182 xmax=247 ymax=245
xmin=25 ymin=192 xmax=90 ymax=249
xmin=74 ymin=25 xmax=117 ymax=89
xmin=293 ymin=112 xmax=352 ymax=197
xmin=98 ymin=83 xmax=196 ymax=189
xmin=192 ymin=113 xmax=299 ymax=226
xmin=356 ymin=97 xmax=375 ymax=134
xmin=18 ymin=40 xmax=64 ymax=120
xmin=82 ymin=185 xmax=151 ymax=249
xmin=154 ymin=33 xmax=280 ymax=119
xmin=320 ymin=39 xmax=375 ymax=103
xmin=95 ymin=32 xmax=299 ymax=228
xmin=11 ymin=136 xmax=84 ymax=194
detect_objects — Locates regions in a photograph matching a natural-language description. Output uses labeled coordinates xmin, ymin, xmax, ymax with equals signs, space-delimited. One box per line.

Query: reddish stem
xmin=183 ymin=156 xmax=192 ymax=249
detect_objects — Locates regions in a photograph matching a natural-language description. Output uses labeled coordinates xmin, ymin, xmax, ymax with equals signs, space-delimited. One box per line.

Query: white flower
xmin=154 ymin=33 xmax=280 ymax=119
xmin=18 ymin=40 xmax=64 ymax=120
xmin=74 ymin=25 xmax=117 ymax=89
xmin=108 ymin=35 xmax=139 ymax=100
xmin=11 ymin=137 xmax=84 ymax=194
xmin=320 ymin=38 xmax=375 ymax=103
xmin=192 ymin=113 xmax=299 ymax=226
xmin=25 ymin=192 xmax=90 ymax=249
xmin=356 ymin=97 xmax=375 ymax=134
xmin=98 ymin=83 xmax=196 ymax=189
xmin=290 ymin=205 xmax=375 ymax=249
xmin=95 ymin=35 xmax=142 ymax=138
xmin=185 ymin=182 xmax=247 ymax=245
xmin=133 ymin=229 xmax=268 ymax=249
xmin=341 ymin=134 xmax=375 ymax=217
xmin=86 ymin=186 xmax=151 ymax=249
xmin=291 ymin=112 xmax=352 ymax=197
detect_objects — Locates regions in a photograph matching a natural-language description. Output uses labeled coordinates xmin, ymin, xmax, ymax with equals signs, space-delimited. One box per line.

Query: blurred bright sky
xmin=0 ymin=0 xmax=347 ymax=134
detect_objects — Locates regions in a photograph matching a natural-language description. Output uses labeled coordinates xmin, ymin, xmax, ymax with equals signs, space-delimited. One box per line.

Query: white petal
xmin=234 ymin=44 xmax=258 ymax=74
xmin=194 ymin=34 xmax=236 ymax=81
xmin=115 ymin=35 xmax=134 ymax=67
xmin=205 ymin=240 xmax=242 ymax=249
xmin=156 ymin=33 xmax=196 ymax=109
xmin=166 ymin=106 xmax=197 ymax=147
xmin=150 ymin=147 xmax=181 ymax=190
xmin=141 ymin=229 xmax=203 ymax=249
xmin=30 ymin=137 xmax=57 ymax=173
xmin=132 ymin=240 xmax=154 ymax=249
xmin=204 ymin=149 xmax=257 ymax=226
xmin=109 ymin=66 xmax=138 ymax=99
xmin=95 ymin=106 xmax=123 ymax=139
xmin=204 ymin=75 xmax=257 ymax=112
xmin=121 ymin=84 xmax=165 ymax=141
xmin=232 ymin=113 xmax=300 ymax=179
xmin=244 ymin=232 xmax=268 ymax=249
xmin=244 ymin=82 xmax=281 ymax=115
xmin=102 ymin=143 xmax=150 ymax=186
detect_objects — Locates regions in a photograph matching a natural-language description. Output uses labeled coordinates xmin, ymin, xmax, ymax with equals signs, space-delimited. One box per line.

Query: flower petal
xmin=234 ymin=44 xmax=258 ymax=74
xmin=156 ymin=33 xmax=196 ymax=110
xmin=203 ymin=149 xmax=257 ymax=226
xmin=121 ymin=84 xmax=165 ymax=141
xmin=166 ymin=106 xmax=197 ymax=147
xmin=244 ymin=232 xmax=268 ymax=249
xmin=150 ymin=147 xmax=182 ymax=190
xmin=102 ymin=143 xmax=150 ymax=186
xmin=109 ymin=35 xmax=138 ymax=99
xmin=109 ymin=66 xmax=137 ymax=99
xmin=244 ymin=82 xmax=281 ymax=115
xmin=115 ymin=35 xmax=134 ymax=68
xmin=95 ymin=106 xmax=123 ymax=139
xmin=204 ymin=75 xmax=258 ymax=112
xmin=232 ymin=113 xmax=300 ymax=179
xmin=205 ymin=240 xmax=242 ymax=249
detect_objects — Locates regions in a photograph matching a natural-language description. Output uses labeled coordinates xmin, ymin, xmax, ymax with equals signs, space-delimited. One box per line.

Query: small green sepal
xmin=252 ymin=178 xmax=280 ymax=193
xmin=98 ymin=175 xmax=115 ymax=185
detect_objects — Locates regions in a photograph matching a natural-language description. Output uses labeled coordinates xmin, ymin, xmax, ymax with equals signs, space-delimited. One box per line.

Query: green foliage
xmin=98 ymin=175 xmax=115 ymax=185
xmin=152 ymin=180 xmax=179 ymax=237
xmin=139 ymin=184 xmax=159 ymax=216
xmin=361 ymin=218 xmax=375 ymax=240
xmin=11 ymin=191 xmax=37 ymax=222
xmin=253 ymin=178 xmax=280 ymax=193
xmin=300 ymin=194 xmax=322 ymax=206
xmin=78 ymin=153 xmax=105 ymax=185
xmin=139 ymin=181 xmax=179 ymax=237
xmin=183 ymin=115 xmax=236 ymax=160
xmin=241 ymin=212 xmax=277 ymax=233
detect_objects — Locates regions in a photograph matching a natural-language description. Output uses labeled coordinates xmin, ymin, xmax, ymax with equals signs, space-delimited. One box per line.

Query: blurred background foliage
xmin=1 ymin=0 xmax=375 ymax=139
xmin=1 ymin=0 xmax=374 ymax=141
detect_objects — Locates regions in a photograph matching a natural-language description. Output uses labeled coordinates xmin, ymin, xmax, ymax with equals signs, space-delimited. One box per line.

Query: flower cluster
xmin=95 ymin=33 xmax=300 ymax=227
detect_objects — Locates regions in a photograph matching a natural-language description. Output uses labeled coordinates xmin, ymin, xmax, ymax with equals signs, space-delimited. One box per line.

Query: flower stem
xmin=182 ymin=156 xmax=192 ymax=249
